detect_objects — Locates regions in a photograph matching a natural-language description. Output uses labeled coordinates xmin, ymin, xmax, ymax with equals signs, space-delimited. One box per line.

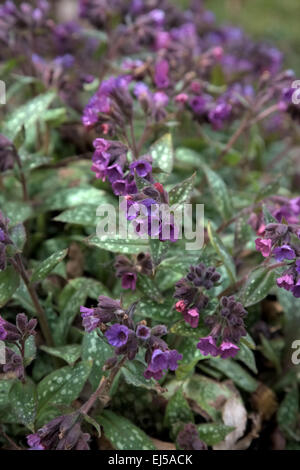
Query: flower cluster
xmin=125 ymin=182 xmax=180 ymax=242
xmin=90 ymin=137 xmax=154 ymax=197
xmin=80 ymin=296 xmax=182 ymax=380
xmin=255 ymin=218 xmax=300 ymax=298
xmin=0 ymin=313 xmax=37 ymax=380
xmin=27 ymin=413 xmax=90 ymax=450
xmin=197 ymin=296 xmax=247 ymax=359
xmin=174 ymin=263 xmax=221 ymax=328
xmin=114 ymin=252 xmax=153 ymax=290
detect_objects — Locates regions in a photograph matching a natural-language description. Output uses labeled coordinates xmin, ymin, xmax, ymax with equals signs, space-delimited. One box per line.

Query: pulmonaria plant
xmin=0 ymin=0 xmax=300 ymax=454
xmin=80 ymin=296 xmax=182 ymax=380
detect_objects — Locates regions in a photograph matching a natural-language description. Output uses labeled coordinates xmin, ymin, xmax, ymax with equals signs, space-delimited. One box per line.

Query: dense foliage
xmin=0 ymin=0 xmax=299 ymax=451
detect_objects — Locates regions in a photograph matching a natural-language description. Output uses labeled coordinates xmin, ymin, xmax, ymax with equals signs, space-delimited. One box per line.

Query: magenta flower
xmin=219 ymin=341 xmax=239 ymax=359
xmin=276 ymin=274 xmax=294 ymax=291
xmin=255 ymin=238 xmax=272 ymax=257
xmin=175 ymin=300 xmax=187 ymax=313
xmin=105 ymin=324 xmax=129 ymax=347
xmin=154 ymin=60 xmax=170 ymax=89
xmin=183 ymin=308 xmax=199 ymax=328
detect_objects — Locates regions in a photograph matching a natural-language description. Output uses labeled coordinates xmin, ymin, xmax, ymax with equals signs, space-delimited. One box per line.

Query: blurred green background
xmin=181 ymin=0 xmax=300 ymax=74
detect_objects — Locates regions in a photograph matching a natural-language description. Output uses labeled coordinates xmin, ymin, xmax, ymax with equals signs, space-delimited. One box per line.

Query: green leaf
xmin=183 ymin=375 xmax=233 ymax=421
xmin=149 ymin=239 xmax=170 ymax=266
xmin=137 ymin=274 xmax=164 ymax=302
xmin=176 ymin=339 xmax=207 ymax=380
xmin=31 ymin=249 xmax=68 ymax=282
xmin=54 ymin=205 xmax=102 ymax=226
xmin=136 ymin=298 xmax=179 ymax=323
xmin=171 ymin=320 xmax=209 ymax=339
xmin=240 ymin=265 xmax=276 ymax=307
xmin=0 ymin=198 xmax=32 ymax=226
xmin=150 ymin=133 xmax=173 ymax=181
xmin=87 ymin=234 xmax=148 ymax=254
xmin=259 ymin=334 xmax=281 ymax=374
xmin=37 ymin=361 xmax=92 ymax=417
xmin=208 ymin=358 xmax=258 ymax=392
xmin=207 ymin=223 xmax=236 ymax=282
xmin=235 ymin=341 xmax=257 ymax=374
xmin=56 ymin=277 xmax=110 ymax=344
xmin=263 ymin=205 xmax=278 ymax=224
xmin=201 ymin=164 xmax=233 ymax=220
xmin=0 ymin=380 xmax=14 ymax=410
xmin=10 ymin=223 xmax=26 ymax=251
xmin=175 ymin=147 xmax=204 ymax=167
xmin=24 ymin=336 xmax=37 ymax=366
xmin=165 ymin=388 xmax=194 ymax=438
xmin=2 ymin=91 xmax=56 ymax=140
xmin=121 ymin=360 xmax=156 ymax=390
xmin=99 ymin=411 xmax=156 ymax=450
xmin=0 ymin=266 xmax=20 ymax=307
xmin=169 ymin=173 xmax=195 ymax=206
xmin=43 ymin=186 xmax=112 ymax=211
xmin=9 ymin=380 xmax=37 ymax=430
xmin=40 ymin=344 xmax=82 ymax=366
xmin=82 ymin=331 xmax=113 ymax=391
xmin=197 ymin=423 xmax=234 ymax=446
xmin=255 ymin=181 xmax=280 ymax=202
xmin=277 ymin=387 xmax=299 ymax=437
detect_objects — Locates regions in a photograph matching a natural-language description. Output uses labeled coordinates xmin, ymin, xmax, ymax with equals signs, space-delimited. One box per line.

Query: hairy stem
xmin=81 ymin=356 xmax=127 ymax=415
xmin=12 ymin=254 xmax=54 ymax=346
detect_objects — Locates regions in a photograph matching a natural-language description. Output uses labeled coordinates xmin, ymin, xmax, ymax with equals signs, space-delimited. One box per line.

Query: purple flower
xmin=130 ymin=160 xmax=152 ymax=178
xmin=106 ymin=163 xmax=124 ymax=183
xmin=167 ymin=349 xmax=182 ymax=370
xmin=0 ymin=316 xmax=7 ymax=340
xmin=197 ymin=335 xmax=219 ymax=357
xmin=183 ymin=308 xmax=199 ymax=328
xmin=136 ymin=324 xmax=151 ymax=340
xmin=112 ymin=179 xmax=127 ymax=196
xmin=80 ymin=306 xmax=100 ymax=333
xmin=189 ymin=95 xmax=209 ymax=115
xmin=219 ymin=341 xmax=239 ymax=359
xmin=255 ymin=238 xmax=272 ymax=257
xmin=292 ymin=278 xmax=300 ymax=298
xmin=105 ymin=324 xmax=129 ymax=347
xmin=208 ymin=102 xmax=232 ymax=129
xmin=148 ymin=348 xmax=168 ymax=373
xmin=121 ymin=272 xmax=137 ymax=290
xmin=273 ymin=244 xmax=296 ymax=261
xmin=154 ymin=60 xmax=170 ymax=89
xmin=276 ymin=274 xmax=294 ymax=291
xmin=296 ymin=260 xmax=300 ymax=274
xmin=27 ymin=414 xmax=90 ymax=450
